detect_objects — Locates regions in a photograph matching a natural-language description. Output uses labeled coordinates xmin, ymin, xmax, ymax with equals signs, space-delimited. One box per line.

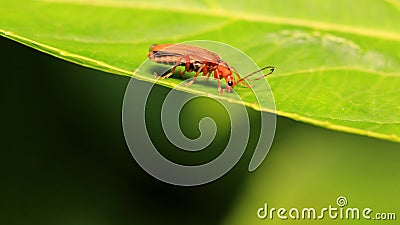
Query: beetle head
xmin=225 ymin=75 xmax=235 ymax=92
xmin=216 ymin=62 xmax=235 ymax=92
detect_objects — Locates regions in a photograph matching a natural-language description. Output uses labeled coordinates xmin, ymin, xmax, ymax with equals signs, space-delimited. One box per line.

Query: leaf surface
xmin=1 ymin=0 xmax=399 ymax=142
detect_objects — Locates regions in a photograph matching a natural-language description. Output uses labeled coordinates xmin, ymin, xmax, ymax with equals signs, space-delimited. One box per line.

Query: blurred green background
xmin=1 ymin=34 xmax=399 ymax=225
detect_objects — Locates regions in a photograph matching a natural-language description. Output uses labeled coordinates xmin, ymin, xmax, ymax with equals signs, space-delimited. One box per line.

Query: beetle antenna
xmin=237 ymin=66 xmax=275 ymax=83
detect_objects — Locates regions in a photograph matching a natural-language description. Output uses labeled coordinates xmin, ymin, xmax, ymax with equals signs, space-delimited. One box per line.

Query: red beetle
xmin=148 ymin=44 xmax=275 ymax=94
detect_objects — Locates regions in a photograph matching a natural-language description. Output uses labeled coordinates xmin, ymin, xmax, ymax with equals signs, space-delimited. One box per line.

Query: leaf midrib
xmin=41 ymin=0 xmax=400 ymax=42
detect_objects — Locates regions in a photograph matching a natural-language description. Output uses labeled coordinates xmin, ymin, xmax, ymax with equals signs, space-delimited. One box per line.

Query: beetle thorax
xmin=217 ymin=63 xmax=232 ymax=77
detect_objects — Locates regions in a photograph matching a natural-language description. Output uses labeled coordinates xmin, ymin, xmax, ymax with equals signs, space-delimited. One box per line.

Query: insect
xmin=147 ymin=44 xmax=275 ymax=94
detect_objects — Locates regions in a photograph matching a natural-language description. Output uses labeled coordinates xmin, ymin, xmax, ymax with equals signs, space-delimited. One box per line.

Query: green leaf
xmin=1 ymin=0 xmax=400 ymax=142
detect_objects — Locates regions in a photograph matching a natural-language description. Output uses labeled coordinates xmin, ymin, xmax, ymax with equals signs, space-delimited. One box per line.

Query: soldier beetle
xmin=147 ymin=44 xmax=275 ymax=94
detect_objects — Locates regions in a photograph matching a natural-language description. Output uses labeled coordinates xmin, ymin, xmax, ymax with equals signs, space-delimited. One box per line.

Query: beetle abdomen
xmin=149 ymin=51 xmax=184 ymax=66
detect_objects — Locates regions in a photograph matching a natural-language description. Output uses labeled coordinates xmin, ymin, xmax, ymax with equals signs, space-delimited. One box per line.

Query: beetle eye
xmin=227 ymin=81 xmax=233 ymax=86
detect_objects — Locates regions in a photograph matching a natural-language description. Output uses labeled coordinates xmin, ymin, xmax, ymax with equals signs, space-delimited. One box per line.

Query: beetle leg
xmin=201 ymin=70 xmax=209 ymax=80
xmin=156 ymin=55 xmax=188 ymax=79
xmin=213 ymin=70 xmax=223 ymax=94
xmin=217 ymin=78 xmax=223 ymax=95
xmin=177 ymin=54 xmax=191 ymax=78
xmin=184 ymin=64 xmax=205 ymax=87
xmin=202 ymin=65 xmax=210 ymax=80
xmin=178 ymin=69 xmax=186 ymax=77
xmin=157 ymin=66 xmax=178 ymax=79
xmin=184 ymin=55 xmax=191 ymax=71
